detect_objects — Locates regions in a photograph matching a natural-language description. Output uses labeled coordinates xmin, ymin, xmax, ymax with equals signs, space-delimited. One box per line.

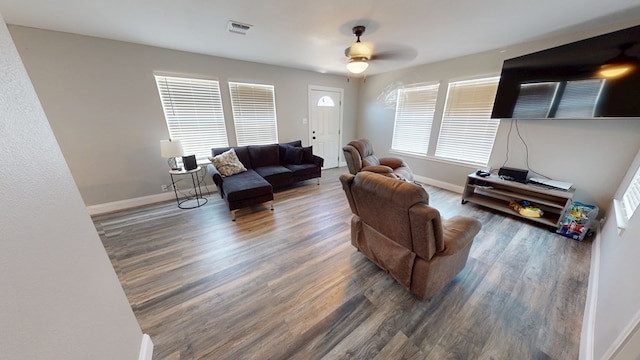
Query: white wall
xmin=0 ymin=13 xmax=144 ymax=360
xmin=594 ymin=149 xmax=640 ymax=359
xmin=8 ymin=25 xmax=360 ymax=206
xmin=358 ymin=20 xmax=640 ymax=211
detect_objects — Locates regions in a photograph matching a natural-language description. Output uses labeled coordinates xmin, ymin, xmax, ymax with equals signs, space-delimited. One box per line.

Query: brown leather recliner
xmin=343 ymin=138 xmax=413 ymax=181
xmin=340 ymin=172 xmax=482 ymax=299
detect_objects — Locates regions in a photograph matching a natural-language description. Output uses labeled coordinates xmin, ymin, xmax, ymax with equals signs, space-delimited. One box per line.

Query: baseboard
xmin=139 ymin=333 xmax=153 ymax=360
xmin=85 ymin=172 xmax=459 ymax=216
xmin=86 ymin=192 xmax=176 ymax=216
xmin=413 ymin=174 xmax=464 ymax=194
xmin=579 ymin=224 xmax=601 ymax=360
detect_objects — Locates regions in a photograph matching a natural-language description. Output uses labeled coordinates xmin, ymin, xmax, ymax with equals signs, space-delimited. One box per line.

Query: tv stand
xmin=462 ymin=173 xmax=574 ymax=228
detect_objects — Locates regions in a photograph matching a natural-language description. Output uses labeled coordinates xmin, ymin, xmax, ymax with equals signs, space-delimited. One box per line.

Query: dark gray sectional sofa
xmin=207 ymin=140 xmax=324 ymax=220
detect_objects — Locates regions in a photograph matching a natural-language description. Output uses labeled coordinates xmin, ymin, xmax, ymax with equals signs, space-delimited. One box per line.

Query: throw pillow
xmin=209 ymin=148 xmax=247 ymax=177
xmin=284 ymin=146 xmax=304 ymax=165
xmin=302 ymin=146 xmax=314 ymax=163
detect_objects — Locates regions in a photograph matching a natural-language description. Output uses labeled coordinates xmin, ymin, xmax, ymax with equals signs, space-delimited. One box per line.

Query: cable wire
xmin=514 ymin=119 xmax=551 ymax=179
xmin=501 ymin=119 xmax=551 ymax=179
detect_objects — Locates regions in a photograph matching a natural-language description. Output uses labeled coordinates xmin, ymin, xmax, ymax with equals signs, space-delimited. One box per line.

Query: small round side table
xmin=169 ymin=166 xmax=208 ymax=209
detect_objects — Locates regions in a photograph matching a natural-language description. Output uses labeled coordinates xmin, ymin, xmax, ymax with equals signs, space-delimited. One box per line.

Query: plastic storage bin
xmin=556 ymin=202 xmax=599 ymax=241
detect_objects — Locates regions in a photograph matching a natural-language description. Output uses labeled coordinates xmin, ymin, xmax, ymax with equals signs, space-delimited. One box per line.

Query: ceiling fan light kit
xmin=347 ymin=57 xmax=369 ymax=74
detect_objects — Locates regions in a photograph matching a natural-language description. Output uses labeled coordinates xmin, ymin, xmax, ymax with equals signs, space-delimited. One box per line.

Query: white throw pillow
xmin=209 ymin=148 xmax=247 ymax=177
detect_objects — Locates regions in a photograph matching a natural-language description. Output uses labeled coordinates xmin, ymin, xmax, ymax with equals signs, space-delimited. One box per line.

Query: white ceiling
xmin=1 ymin=0 xmax=640 ymax=76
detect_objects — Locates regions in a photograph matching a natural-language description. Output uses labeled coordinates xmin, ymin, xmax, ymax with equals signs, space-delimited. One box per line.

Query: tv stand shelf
xmin=462 ymin=173 xmax=574 ymax=228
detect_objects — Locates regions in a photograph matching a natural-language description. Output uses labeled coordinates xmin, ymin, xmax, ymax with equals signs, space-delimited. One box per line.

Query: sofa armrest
xmin=361 ymin=165 xmax=394 ymax=174
xmin=312 ymin=154 xmax=324 ymax=168
xmin=379 ymin=157 xmax=405 ymax=169
xmin=206 ymin=164 xmax=224 ymax=198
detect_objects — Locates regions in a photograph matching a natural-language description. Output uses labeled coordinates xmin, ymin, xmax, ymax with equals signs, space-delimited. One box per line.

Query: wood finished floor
xmin=93 ymin=167 xmax=591 ymax=360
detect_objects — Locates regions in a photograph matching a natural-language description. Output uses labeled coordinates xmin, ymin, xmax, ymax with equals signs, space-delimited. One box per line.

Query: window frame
xmin=154 ymin=74 xmax=229 ymax=162
xmin=391 ymin=82 xmax=440 ymax=157
xmin=435 ymin=76 xmax=501 ymax=166
xmin=228 ymin=81 xmax=279 ymax=146
xmin=390 ymin=75 xmax=501 ymax=167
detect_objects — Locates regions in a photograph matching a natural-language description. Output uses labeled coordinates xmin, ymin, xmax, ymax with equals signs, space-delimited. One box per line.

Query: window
xmin=614 ymin=157 xmax=640 ymax=232
xmin=317 ymin=96 xmax=335 ymax=107
xmin=155 ymin=75 xmax=228 ymax=161
xmin=228 ymin=82 xmax=278 ymax=146
xmin=435 ymin=77 xmax=500 ymax=165
xmin=622 ymin=166 xmax=640 ymax=221
xmin=391 ymin=83 xmax=440 ymax=156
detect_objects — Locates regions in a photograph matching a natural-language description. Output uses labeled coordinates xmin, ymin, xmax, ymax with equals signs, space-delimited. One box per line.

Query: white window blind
xmin=622 ymin=166 xmax=640 ymax=221
xmin=435 ymin=77 xmax=500 ymax=165
xmin=391 ymin=83 xmax=440 ymax=156
xmin=155 ymin=75 xmax=228 ymax=161
xmin=228 ymin=82 xmax=278 ymax=146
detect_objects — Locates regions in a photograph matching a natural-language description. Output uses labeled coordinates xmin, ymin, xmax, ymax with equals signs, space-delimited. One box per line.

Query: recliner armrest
xmin=361 ymin=165 xmax=394 ymax=174
xmin=439 ymin=216 xmax=482 ymax=256
xmin=410 ymin=204 xmax=442 ymax=260
xmin=378 ymin=157 xmax=405 ymax=169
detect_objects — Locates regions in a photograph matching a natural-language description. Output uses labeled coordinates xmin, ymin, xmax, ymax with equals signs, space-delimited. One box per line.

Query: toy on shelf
xmin=557 ymin=202 xmax=599 ymax=241
xmin=509 ymin=200 xmax=543 ymax=218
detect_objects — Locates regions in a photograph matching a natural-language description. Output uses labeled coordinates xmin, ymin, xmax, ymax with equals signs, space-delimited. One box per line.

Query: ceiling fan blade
xmin=371 ymin=48 xmax=418 ymax=62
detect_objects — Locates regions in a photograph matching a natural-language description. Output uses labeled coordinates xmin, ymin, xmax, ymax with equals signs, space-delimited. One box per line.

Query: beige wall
xmin=0 ymin=14 xmax=143 ymax=359
xmin=358 ymin=20 xmax=640 ymax=211
xmin=8 ymin=25 xmax=359 ymax=206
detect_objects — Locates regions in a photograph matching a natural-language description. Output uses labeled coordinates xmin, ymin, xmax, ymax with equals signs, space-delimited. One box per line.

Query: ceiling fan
xmin=344 ymin=25 xmax=417 ymax=75
xmin=345 ymin=26 xmax=373 ymax=74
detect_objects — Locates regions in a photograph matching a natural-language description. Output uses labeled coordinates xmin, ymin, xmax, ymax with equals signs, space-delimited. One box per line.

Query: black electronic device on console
xmin=476 ymin=170 xmax=491 ymax=177
xmin=498 ymin=167 xmax=528 ymax=183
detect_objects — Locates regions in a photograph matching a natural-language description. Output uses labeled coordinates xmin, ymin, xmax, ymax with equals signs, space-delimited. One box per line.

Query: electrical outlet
xmin=161 ymin=184 xmax=169 ymax=192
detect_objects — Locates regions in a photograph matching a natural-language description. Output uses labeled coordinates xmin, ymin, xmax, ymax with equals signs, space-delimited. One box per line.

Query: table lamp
xmin=160 ymin=139 xmax=184 ymax=170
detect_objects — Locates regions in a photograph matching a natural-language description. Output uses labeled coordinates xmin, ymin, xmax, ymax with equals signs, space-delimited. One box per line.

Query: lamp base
xmin=167 ymin=157 xmax=181 ymax=171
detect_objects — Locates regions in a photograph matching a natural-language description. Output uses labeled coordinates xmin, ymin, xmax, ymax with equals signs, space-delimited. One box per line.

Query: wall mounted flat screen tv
xmin=491 ymin=25 xmax=640 ymax=119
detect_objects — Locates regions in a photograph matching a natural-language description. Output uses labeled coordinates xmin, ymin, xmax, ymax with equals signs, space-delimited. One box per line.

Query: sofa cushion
xmin=279 ymin=140 xmax=302 ymax=163
xmin=223 ymin=170 xmax=272 ymax=202
xmin=302 ymin=146 xmax=314 ymax=163
xmin=248 ymin=144 xmax=280 ymax=168
xmin=255 ymin=165 xmax=293 ymax=187
xmin=283 ymin=140 xmax=302 ymax=147
xmin=210 ymin=148 xmax=247 ymax=177
xmin=213 ymin=146 xmax=252 ymax=169
xmin=285 ymin=163 xmax=319 ymax=176
xmin=284 ymin=146 xmax=304 ymax=165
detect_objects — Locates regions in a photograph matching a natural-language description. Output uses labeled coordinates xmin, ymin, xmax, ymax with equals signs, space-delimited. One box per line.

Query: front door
xmin=309 ymin=87 xmax=342 ymax=169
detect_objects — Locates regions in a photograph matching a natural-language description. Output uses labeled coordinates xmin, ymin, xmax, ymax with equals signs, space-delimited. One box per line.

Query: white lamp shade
xmin=347 ymin=58 xmax=369 ymax=74
xmin=160 ymin=139 xmax=184 ymax=158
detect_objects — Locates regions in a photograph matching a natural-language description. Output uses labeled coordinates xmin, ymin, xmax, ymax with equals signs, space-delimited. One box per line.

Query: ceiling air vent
xmin=227 ymin=21 xmax=252 ymax=35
